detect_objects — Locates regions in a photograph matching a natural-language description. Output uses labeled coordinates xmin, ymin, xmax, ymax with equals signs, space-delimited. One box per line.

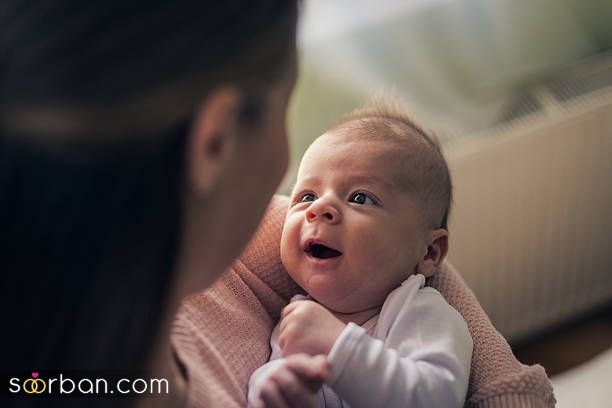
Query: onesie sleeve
xmin=327 ymin=290 xmax=473 ymax=408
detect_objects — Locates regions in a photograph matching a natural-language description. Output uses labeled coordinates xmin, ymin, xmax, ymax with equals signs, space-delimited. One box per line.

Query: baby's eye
xmin=299 ymin=192 xmax=316 ymax=203
xmin=349 ymin=192 xmax=376 ymax=205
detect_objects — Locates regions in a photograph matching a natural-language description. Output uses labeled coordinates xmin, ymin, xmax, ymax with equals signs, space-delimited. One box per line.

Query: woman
xmin=0 ymin=1 xmax=297 ymax=405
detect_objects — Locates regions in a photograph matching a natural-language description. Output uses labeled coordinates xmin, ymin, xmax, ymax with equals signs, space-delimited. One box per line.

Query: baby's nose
xmin=306 ymin=205 xmax=340 ymax=224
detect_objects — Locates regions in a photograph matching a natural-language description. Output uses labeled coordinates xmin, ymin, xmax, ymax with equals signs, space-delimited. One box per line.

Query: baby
xmin=248 ymin=102 xmax=473 ymax=407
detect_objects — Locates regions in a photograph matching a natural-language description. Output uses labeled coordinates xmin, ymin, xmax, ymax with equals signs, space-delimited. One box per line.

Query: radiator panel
xmin=446 ymin=94 xmax=612 ymax=342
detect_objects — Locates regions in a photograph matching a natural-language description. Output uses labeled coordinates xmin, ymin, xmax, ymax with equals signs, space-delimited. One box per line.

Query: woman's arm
xmin=171 ymin=196 xmax=300 ymax=407
xmin=172 ymin=196 xmax=554 ymax=407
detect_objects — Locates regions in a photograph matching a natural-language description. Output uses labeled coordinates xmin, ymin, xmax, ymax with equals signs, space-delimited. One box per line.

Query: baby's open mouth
xmin=305 ymin=241 xmax=343 ymax=259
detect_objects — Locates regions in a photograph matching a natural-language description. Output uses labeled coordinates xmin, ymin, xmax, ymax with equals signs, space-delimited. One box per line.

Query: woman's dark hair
xmin=0 ymin=0 xmax=297 ymax=378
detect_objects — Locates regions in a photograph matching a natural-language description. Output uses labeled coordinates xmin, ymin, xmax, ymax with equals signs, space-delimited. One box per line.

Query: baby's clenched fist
xmin=278 ymin=300 xmax=346 ymax=357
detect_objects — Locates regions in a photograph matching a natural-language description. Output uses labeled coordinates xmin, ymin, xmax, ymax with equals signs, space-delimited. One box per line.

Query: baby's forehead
xmin=310 ymin=131 xmax=406 ymax=167
xmin=322 ymin=123 xmax=426 ymax=167
xmin=327 ymin=117 xmax=429 ymax=151
xmin=304 ymin=131 xmax=421 ymax=191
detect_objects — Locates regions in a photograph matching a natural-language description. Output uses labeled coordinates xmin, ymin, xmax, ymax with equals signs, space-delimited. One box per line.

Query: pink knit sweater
xmin=172 ymin=195 xmax=555 ymax=407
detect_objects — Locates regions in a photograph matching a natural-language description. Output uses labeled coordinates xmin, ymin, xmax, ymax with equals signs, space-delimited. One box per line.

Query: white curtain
xmin=299 ymin=0 xmax=605 ymax=134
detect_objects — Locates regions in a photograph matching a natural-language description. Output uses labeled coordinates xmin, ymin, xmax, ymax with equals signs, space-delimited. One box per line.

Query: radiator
xmin=445 ymin=85 xmax=612 ymax=342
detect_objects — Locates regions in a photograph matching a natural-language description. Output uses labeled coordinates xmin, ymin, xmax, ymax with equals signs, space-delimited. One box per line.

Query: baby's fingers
xmin=256 ymin=363 xmax=319 ymax=408
xmin=256 ymin=379 xmax=289 ymax=408
xmin=274 ymin=370 xmax=319 ymax=408
xmin=284 ymin=354 xmax=331 ymax=392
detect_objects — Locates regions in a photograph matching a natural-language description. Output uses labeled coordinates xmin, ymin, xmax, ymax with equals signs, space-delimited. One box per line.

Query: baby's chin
xmin=305 ymin=287 xmax=361 ymax=314
xmin=283 ymin=264 xmax=365 ymax=312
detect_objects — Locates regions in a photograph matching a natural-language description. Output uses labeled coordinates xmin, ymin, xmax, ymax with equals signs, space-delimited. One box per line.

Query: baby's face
xmin=281 ymin=132 xmax=429 ymax=313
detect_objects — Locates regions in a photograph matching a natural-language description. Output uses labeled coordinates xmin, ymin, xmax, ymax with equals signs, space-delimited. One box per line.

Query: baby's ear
xmin=416 ymin=229 xmax=448 ymax=278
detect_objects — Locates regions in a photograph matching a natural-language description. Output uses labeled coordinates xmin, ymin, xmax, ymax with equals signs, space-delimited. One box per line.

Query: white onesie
xmin=248 ymin=273 xmax=473 ymax=407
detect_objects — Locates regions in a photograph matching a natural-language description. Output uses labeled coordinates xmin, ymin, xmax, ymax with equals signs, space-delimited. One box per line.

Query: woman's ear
xmin=187 ymin=86 xmax=242 ymax=196
xmin=416 ymin=229 xmax=449 ymax=278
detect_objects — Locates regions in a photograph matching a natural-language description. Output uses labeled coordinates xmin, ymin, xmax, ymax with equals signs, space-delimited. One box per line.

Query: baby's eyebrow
xmin=293 ymin=176 xmax=321 ymax=190
xmin=345 ymin=174 xmax=394 ymax=191
xmin=293 ymin=174 xmax=394 ymax=194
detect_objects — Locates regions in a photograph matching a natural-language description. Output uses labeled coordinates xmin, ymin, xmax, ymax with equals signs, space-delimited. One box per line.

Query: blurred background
xmin=286 ymin=1 xmax=612 ymax=406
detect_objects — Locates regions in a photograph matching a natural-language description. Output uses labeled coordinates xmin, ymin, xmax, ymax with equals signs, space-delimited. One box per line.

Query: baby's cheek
xmin=283 ymin=248 xmax=306 ymax=286
xmin=279 ymin=223 xmax=296 ymax=267
xmin=352 ymin=239 xmax=386 ymax=268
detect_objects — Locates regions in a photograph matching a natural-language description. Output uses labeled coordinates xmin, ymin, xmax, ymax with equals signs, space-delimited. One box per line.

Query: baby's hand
xmin=279 ymin=300 xmax=346 ymax=357
xmin=252 ymin=354 xmax=330 ymax=408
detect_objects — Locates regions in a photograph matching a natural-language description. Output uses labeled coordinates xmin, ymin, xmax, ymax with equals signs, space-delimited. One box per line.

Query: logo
xmin=5 ymin=370 xmax=170 ymax=398
xmin=22 ymin=372 xmax=46 ymax=394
